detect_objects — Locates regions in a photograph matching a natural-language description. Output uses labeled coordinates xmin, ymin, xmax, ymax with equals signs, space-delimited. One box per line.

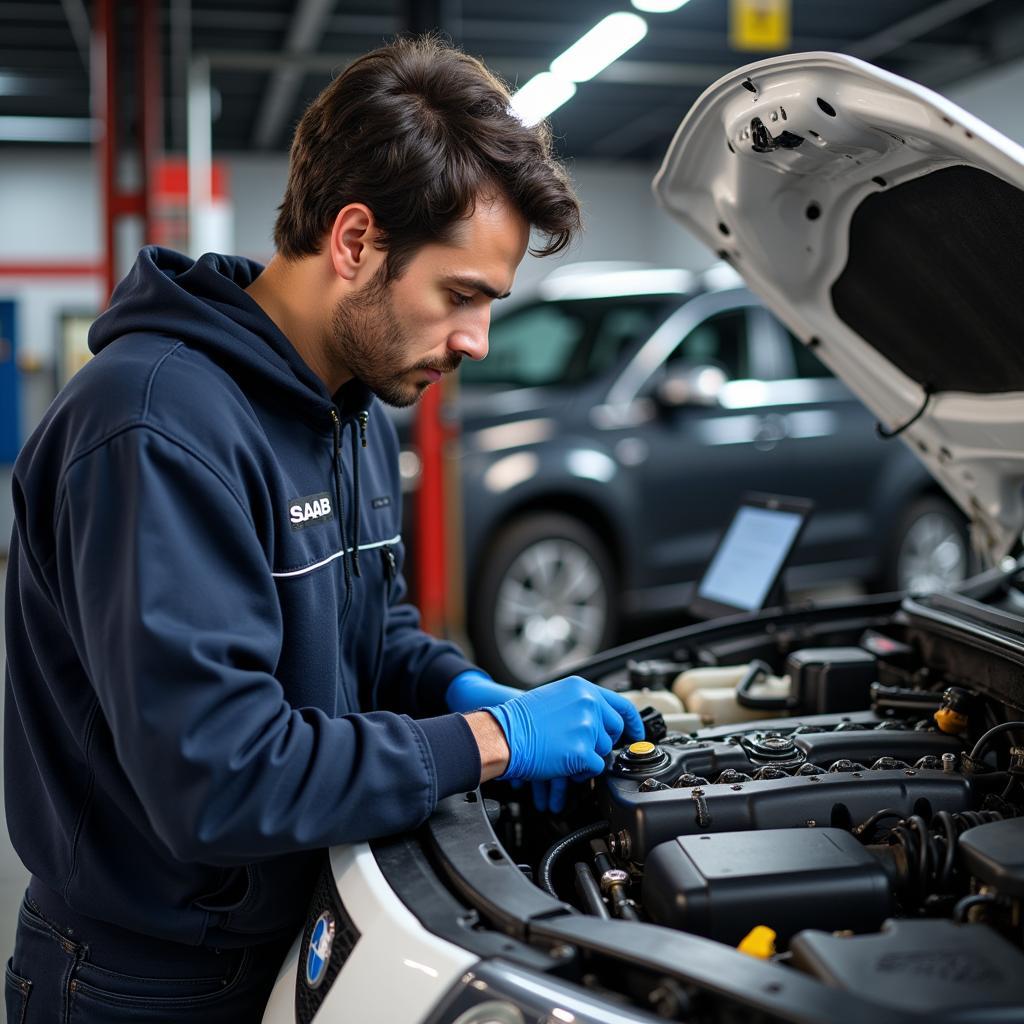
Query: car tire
xmin=881 ymin=494 xmax=972 ymax=594
xmin=470 ymin=513 xmax=618 ymax=686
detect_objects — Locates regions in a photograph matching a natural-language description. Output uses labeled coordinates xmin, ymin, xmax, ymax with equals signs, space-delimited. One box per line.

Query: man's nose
xmin=448 ymin=311 xmax=490 ymax=361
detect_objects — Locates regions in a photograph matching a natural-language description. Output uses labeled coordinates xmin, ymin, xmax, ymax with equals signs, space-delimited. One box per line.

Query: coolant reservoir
xmin=619 ymin=687 xmax=704 ymax=733
xmin=672 ymin=665 xmax=791 ymax=726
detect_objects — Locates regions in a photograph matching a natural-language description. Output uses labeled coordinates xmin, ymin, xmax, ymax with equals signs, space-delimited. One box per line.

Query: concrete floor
xmin=0 ymin=560 xmax=30 ymax=1022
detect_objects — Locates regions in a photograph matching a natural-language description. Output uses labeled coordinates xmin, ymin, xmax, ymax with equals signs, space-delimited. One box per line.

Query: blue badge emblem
xmin=305 ymin=911 xmax=336 ymax=989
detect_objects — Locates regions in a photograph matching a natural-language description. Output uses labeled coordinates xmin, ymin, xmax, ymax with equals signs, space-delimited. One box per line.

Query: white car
xmin=263 ymin=52 xmax=1024 ymax=1023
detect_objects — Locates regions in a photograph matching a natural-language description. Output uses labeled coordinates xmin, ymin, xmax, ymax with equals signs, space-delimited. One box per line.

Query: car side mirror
xmin=655 ymin=364 xmax=728 ymax=409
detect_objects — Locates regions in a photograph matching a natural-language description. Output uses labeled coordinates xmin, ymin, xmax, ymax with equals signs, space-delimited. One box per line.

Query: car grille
xmin=294 ymin=853 xmax=361 ymax=1024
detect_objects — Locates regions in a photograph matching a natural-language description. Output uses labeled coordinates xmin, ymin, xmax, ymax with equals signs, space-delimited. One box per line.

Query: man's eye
xmin=450 ymin=291 xmax=473 ymax=307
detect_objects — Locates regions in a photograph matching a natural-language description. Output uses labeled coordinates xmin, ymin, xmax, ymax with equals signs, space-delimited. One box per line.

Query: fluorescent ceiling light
xmin=632 ymin=0 xmax=693 ymax=12
xmin=510 ymin=72 xmax=576 ymax=127
xmin=550 ymin=12 xmax=648 ymax=83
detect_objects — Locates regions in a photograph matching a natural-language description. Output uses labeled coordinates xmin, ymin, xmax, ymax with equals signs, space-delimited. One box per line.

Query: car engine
xmin=489 ymin=616 xmax=1024 ymax=1018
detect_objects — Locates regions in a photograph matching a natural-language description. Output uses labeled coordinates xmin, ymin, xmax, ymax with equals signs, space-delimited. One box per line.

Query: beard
xmin=326 ymin=269 xmax=461 ymax=408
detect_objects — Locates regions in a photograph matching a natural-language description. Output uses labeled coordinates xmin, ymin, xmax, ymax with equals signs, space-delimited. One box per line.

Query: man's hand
xmin=486 ymin=676 xmax=645 ymax=800
xmin=453 ymin=670 xmax=644 ymax=812
xmin=446 ymin=670 xmax=522 ymax=713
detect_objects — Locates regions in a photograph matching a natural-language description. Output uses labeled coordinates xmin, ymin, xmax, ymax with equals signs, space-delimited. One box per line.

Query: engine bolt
xmin=942 ymin=753 xmax=957 ymax=773
xmin=608 ymin=829 xmax=631 ymax=860
xmin=731 ymin=784 xmax=743 ymax=791
xmin=600 ymin=869 xmax=630 ymax=894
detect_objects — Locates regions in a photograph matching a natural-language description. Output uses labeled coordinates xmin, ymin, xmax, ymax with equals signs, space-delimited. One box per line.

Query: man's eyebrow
xmin=445 ymin=275 xmax=512 ymax=300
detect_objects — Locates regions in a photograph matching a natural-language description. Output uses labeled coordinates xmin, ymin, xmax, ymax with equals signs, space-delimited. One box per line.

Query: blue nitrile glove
xmin=446 ymin=670 xmax=522 ymax=713
xmin=486 ymin=676 xmax=645 ymax=801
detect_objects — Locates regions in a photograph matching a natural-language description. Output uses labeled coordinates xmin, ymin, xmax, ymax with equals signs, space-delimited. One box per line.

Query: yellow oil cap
xmin=628 ymin=741 xmax=656 ymax=756
xmin=738 ymin=926 xmax=777 ymax=959
xmin=934 ymin=708 xmax=968 ymax=735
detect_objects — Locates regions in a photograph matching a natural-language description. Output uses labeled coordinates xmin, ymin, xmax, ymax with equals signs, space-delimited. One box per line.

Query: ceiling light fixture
xmin=509 ymin=72 xmax=577 ymax=128
xmin=550 ymin=12 xmax=649 ymax=83
xmin=632 ymin=0 xmax=693 ymax=11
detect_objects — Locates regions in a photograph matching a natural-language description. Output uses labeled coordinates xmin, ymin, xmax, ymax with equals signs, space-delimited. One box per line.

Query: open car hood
xmin=654 ymin=52 xmax=1024 ymax=565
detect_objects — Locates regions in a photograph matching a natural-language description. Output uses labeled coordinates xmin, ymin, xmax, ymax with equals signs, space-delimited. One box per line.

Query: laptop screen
xmin=696 ymin=503 xmax=806 ymax=613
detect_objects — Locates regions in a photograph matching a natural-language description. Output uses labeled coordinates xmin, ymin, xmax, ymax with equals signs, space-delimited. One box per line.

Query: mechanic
xmin=4 ymin=36 xmax=644 ymax=1023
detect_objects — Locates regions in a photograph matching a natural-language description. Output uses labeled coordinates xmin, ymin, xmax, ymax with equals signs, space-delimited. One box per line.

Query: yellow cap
xmin=934 ymin=707 xmax=968 ymax=735
xmin=738 ymin=926 xmax=777 ymax=959
xmin=628 ymin=741 xmax=656 ymax=756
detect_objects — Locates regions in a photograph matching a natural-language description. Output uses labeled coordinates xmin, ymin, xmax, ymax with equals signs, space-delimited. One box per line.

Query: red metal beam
xmin=138 ymin=0 xmax=162 ymax=243
xmin=94 ymin=0 xmax=164 ymax=304
xmin=96 ymin=0 xmax=116 ymax=303
xmin=414 ymin=384 xmax=448 ymax=637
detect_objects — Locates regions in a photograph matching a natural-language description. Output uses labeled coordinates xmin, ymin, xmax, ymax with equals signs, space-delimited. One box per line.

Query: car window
xmin=665 ymin=308 xmax=749 ymax=379
xmin=461 ymin=297 xmax=677 ymax=388
xmin=782 ymin=327 xmax=834 ymax=379
xmin=469 ymin=303 xmax=583 ymax=387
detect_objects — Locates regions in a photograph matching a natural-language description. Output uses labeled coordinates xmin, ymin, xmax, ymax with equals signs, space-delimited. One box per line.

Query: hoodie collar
xmin=90 ymin=247 xmax=372 ymax=429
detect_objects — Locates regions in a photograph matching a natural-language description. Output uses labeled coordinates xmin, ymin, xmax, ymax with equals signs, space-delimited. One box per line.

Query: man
xmin=4 ymin=35 xmax=643 ymax=1023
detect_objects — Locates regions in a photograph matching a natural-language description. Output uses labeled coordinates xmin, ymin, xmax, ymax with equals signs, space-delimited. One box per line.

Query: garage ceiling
xmin=3 ymin=0 xmax=1024 ymax=159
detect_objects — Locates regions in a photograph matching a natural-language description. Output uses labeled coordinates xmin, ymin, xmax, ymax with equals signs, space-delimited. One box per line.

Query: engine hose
xmin=538 ymin=820 xmax=611 ymax=899
xmin=573 ymin=862 xmax=611 ymax=919
xmin=884 ymin=809 xmax=1003 ymax=903
xmin=970 ymin=721 xmax=1024 ymax=762
xmin=953 ymin=893 xmax=998 ymax=923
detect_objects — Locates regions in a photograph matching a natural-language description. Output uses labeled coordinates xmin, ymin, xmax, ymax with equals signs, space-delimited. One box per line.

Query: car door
xmin=602 ymin=289 xmax=802 ymax=605
xmin=745 ymin=317 xmax=896 ymax=582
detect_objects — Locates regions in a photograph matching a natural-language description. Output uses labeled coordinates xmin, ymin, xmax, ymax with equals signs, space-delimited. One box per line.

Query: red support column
xmin=96 ymin=0 xmax=117 ymax=303
xmin=414 ymin=384 xmax=449 ymax=637
xmin=138 ymin=0 xmax=163 ymax=244
xmin=95 ymin=0 xmax=164 ymax=305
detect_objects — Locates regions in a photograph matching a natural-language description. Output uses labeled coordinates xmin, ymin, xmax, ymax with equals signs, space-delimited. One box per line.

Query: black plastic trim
xmin=423 ymin=791 xmax=575 ymax=942
xmin=371 ymin=826 xmax=561 ymax=973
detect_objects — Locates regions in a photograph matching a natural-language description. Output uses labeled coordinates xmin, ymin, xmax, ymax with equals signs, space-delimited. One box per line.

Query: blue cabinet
xmin=0 ymin=300 xmax=20 ymax=463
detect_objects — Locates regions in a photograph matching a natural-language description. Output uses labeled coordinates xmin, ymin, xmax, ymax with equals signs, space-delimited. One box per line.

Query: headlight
xmin=426 ymin=961 xmax=658 ymax=1024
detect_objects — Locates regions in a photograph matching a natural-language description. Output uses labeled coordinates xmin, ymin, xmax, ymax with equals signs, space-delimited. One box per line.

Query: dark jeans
xmin=5 ymin=885 xmax=293 ymax=1023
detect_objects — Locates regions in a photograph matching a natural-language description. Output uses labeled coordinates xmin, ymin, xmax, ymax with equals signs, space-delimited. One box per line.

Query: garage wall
xmin=3 ymin=57 xmax=1024 ymax=553
xmin=230 ymin=154 xmax=714 ymax=283
xmin=944 ymin=61 xmax=1024 ymax=144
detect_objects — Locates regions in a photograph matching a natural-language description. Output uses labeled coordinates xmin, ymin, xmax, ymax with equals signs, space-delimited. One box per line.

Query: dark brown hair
xmin=273 ymin=35 xmax=581 ymax=278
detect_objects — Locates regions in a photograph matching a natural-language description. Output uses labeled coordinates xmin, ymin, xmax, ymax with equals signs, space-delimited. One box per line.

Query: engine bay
xmin=478 ymin=589 xmax=1024 ymax=1019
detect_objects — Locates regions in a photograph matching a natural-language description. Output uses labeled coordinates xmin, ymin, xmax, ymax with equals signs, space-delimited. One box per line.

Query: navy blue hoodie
xmin=4 ymin=246 xmax=481 ymax=947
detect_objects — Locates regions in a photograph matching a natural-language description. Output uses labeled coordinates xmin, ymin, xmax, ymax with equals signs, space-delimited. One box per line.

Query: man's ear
xmin=328 ymin=203 xmax=384 ymax=283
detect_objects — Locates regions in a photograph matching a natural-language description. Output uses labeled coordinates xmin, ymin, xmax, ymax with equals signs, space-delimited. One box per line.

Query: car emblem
xmin=305 ymin=910 xmax=335 ymax=989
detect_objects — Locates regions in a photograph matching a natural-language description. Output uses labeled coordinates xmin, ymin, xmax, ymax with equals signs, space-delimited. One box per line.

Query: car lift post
xmin=95 ymin=0 xmax=163 ymax=303
xmin=414 ymin=377 xmax=465 ymax=642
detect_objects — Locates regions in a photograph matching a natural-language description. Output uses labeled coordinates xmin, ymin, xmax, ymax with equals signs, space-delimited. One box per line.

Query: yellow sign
xmin=730 ymin=0 xmax=791 ymax=52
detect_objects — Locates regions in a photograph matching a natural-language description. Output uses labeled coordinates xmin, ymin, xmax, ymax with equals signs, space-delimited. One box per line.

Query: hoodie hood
xmin=90 ymin=246 xmax=371 ymax=421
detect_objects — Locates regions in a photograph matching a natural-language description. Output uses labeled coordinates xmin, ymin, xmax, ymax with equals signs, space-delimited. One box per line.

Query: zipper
xmin=380 ymin=544 xmax=397 ymax=591
xmin=358 ymin=411 xmax=368 ymax=448
xmin=329 ymin=408 xmax=344 ymax=550
xmin=329 ymin=408 xmax=353 ymax=618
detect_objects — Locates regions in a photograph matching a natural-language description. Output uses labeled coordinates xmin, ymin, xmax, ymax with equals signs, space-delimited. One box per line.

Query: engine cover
xmin=642 ymin=827 xmax=893 ymax=945
xmin=600 ymin=717 xmax=972 ymax=860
